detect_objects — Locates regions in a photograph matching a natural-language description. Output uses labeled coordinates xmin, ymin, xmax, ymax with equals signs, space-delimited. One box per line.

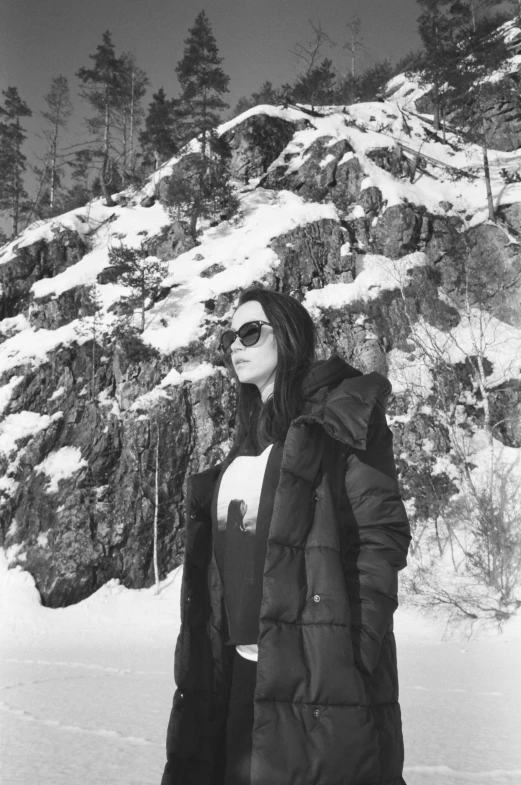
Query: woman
xmin=161 ymin=287 xmax=411 ymax=785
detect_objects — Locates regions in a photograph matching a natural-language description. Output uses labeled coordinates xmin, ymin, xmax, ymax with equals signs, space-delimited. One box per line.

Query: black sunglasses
xmin=220 ymin=320 xmax=272 ymax=354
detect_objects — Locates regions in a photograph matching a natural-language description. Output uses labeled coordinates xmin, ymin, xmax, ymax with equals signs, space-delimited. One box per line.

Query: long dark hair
xmin=230 ymin=287 xmax=317 ymax=452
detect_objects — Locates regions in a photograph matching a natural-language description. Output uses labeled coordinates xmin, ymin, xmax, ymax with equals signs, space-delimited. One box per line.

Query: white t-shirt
xmin=216 ymin=443 xmax=274 ymax=662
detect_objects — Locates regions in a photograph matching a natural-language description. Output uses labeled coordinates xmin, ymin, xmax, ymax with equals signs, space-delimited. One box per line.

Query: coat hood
xmin=298 ymin=354 xmax=392 ymax=451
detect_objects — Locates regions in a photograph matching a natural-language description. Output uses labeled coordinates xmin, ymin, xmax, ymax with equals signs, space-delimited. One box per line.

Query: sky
xmin=0 ymin=0 xmax=422 ymax=174
xmin=2 ymin=0 xmax=423 ymax=106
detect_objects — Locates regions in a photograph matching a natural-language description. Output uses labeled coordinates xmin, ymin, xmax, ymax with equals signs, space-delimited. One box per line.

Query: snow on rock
xmin=33 ymin=446 xmax=88 ymax=494
xmin=304 ymin=252 xmax=428 ymax=314
xmin=0 ymin=200 xmax=111 ymax=266
xmin=0 ymin=101 xmax=520 ymax=628
xmin=387 ymin=308 xmax=521 ymax=402
xmin=2 ymin=101 xmax=521 ymax=376
xmin=141 ymin=189 xmax=339 ymax=354
xmin=160 ymin=362 xmax=224 ymax=388
xmin=0 ymin=375 xmax=24 ymax=416
xmin=30 ymin=201 xmax=171 ymax=302
xmin=0 ymin=313 xmax=29 ymax=339
xmin=384 ymin=73 xmax=431 ymax=112
xmin=0 ymin=411 xmax=62 ymax=458
xmin=127 ymin=363 xmax=226 ymax=413
xmin=0 ymin=321 xmax=83 ymax=376
xmin=410 ymin=310 xmax=521 ymax=387
xmin=218 ymin=103 xmax=309 ymax=137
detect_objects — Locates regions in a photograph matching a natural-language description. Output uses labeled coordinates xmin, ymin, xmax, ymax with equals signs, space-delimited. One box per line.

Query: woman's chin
xmin=236 ymin=368 xmax=256 ymax=385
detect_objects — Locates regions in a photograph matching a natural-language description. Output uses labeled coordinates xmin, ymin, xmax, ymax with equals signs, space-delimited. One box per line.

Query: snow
xmin=2 ymin=100 xmax=521 ymax=384
xmin=0 ymin=411 xmax=62 ymax=458
xmin=385 ymin=73 xmax=432 ymax=111
xmin=34 ymin=447 xmax=88 ymax=494
xmin=160 ymin=361 xmax=223 ymax=387
xmin=1 ymin=550 xmax=520 ymax=785
xmin=217 ymin=103 xmax=310 ymax=136
xmin=303 ymin=252 xmax=429 ymax=313
xmin=410 ymin=310 xmax=521 ymax=387
xmin=1 ymin=106 xmax=520 ymax=785
xmin=0 ymin=201 xmax=112 ymax=266
xmin=30 ymin=201 xmax=171 ymax=301
xmin=387 ymin=347 xmax=435 ymax=403
xmin=0 ymin=376 xmax=23 ymax=417
xmin=504 ymin=23 xmax=521 ymax=46
xmin=141 ymin=189 xmax=338 ymax=354
xmin=0 ymin=314 xmax=29 ymax=339
xmin=0 ymin=321 xmax=82 ymax=377
xmin=386 ymin=306 xmax=521 ymax=405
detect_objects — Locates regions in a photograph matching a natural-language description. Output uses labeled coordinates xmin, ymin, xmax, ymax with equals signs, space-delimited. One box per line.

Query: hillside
xmin=0 ymin=90 xmax=520 ymax=620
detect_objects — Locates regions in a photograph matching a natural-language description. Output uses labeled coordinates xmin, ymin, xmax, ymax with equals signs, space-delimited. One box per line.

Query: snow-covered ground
xmin=1 ymin=552 xmax=520 ymax=785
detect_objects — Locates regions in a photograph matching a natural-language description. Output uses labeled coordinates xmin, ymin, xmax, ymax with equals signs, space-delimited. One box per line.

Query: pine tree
xmin=416 ymin=0 xmax=457 ymax=133
xmin=357 ymin=60 xmax=394 ymax=102
xmin=63 ymin=149 xmax=94 ymax=211
xmin=251 ymin=81 xmax=285 ymax=106
xmin=0 ymin=87 xmax=32 ymax=237
xmin=231 ymin=81 xmax=286 ymax=118
xmin=108 ymin=245 xmax=168 ymax=333
xmin=140 ymin=88 xmax=180 ymax=172
xmin=164 ymin=132 xmax=238 ymax=239
xmin=166 ymin=13 xmax=235 ymax=239
xmin=447 ymin=18 xmax=509 ymax=219
xmin=175 ymin=11 xmax=230 ymax=158
xmin=449 ymin=0 xmax=503 ymax=31
xmin=77 ymin=31 xmax=125 ymax=206
xmin=291 ymin=58 xmax=337 ymax=108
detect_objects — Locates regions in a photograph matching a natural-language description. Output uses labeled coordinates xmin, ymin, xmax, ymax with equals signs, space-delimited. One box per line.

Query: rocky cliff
xmin=387 ymin=18 xmax=521 ymax=153
xmin=1 ymin=96 xmax=520 ymax=619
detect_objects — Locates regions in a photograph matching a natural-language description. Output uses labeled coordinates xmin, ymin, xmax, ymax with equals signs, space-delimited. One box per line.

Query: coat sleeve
xmin=342 ymin=401 xmax=411 ymax=676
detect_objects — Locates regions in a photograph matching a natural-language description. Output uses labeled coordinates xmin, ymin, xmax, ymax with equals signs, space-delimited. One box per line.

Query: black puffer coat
xmin=161 ymin=356 xmax=411 ymax=785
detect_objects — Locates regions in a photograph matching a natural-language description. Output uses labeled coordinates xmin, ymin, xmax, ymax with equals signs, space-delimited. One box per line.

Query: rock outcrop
xmin=0 ymin=102 xmax=520 ymax=612
xmin=223 ymin=112 xmax=301 ymax=182
xmin=0 ymin=229 xmax=89 ymax=320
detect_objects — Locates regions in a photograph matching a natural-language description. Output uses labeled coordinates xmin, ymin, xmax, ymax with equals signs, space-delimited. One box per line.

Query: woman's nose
xmin=230 ymin=335 xmax=243 ymax=353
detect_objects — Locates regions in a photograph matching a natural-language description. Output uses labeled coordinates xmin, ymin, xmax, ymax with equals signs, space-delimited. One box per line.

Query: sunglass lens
xmin=239 ymin=322 xmax=262 ymax=346
xmin=220 ymin=330 xmax=235 ymax=353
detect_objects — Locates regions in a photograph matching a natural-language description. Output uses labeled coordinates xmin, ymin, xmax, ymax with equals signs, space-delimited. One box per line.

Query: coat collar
xmin=295 ymin=355 xmax=392 ymax=451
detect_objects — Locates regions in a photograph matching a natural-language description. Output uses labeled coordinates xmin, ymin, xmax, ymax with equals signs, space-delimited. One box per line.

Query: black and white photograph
xmin=1 ymin=0 xmax=520 ymax=783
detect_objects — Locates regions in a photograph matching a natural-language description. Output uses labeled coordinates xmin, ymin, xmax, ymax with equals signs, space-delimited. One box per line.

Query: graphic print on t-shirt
xmin=226 ymin=498 xmax=249 ymax=533
xmin=216 ymin=444 xmax=273 ymax=535
xmin=212 ymin=441 xmax=283 ymax=647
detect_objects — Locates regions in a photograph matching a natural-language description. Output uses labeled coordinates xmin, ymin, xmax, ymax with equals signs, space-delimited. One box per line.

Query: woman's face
xmin=230 ymin=301 xmax=278 ymax=400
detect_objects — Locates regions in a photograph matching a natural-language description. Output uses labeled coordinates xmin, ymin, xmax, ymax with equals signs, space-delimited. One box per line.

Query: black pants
xmin=225 ymin=653 xmax=257 ymax=785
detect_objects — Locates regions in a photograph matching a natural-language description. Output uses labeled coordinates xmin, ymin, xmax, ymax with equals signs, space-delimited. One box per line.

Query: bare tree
xmin=41 ymin=76 xmax=73 ymax=213
xmin=153 ymin=426 xmax=160 ymax=593
xmin=384 ymin=248 xmax=521 ymax=623
xmin=115 ymin=52 xmax=149 ymax=185
xmin=25 ymin=76 xmax=74 ymax=226
xmin=291 ymin=20 xmax=336 ymax=78
xmin=344 ymin=14 xmax=370 ymax=79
